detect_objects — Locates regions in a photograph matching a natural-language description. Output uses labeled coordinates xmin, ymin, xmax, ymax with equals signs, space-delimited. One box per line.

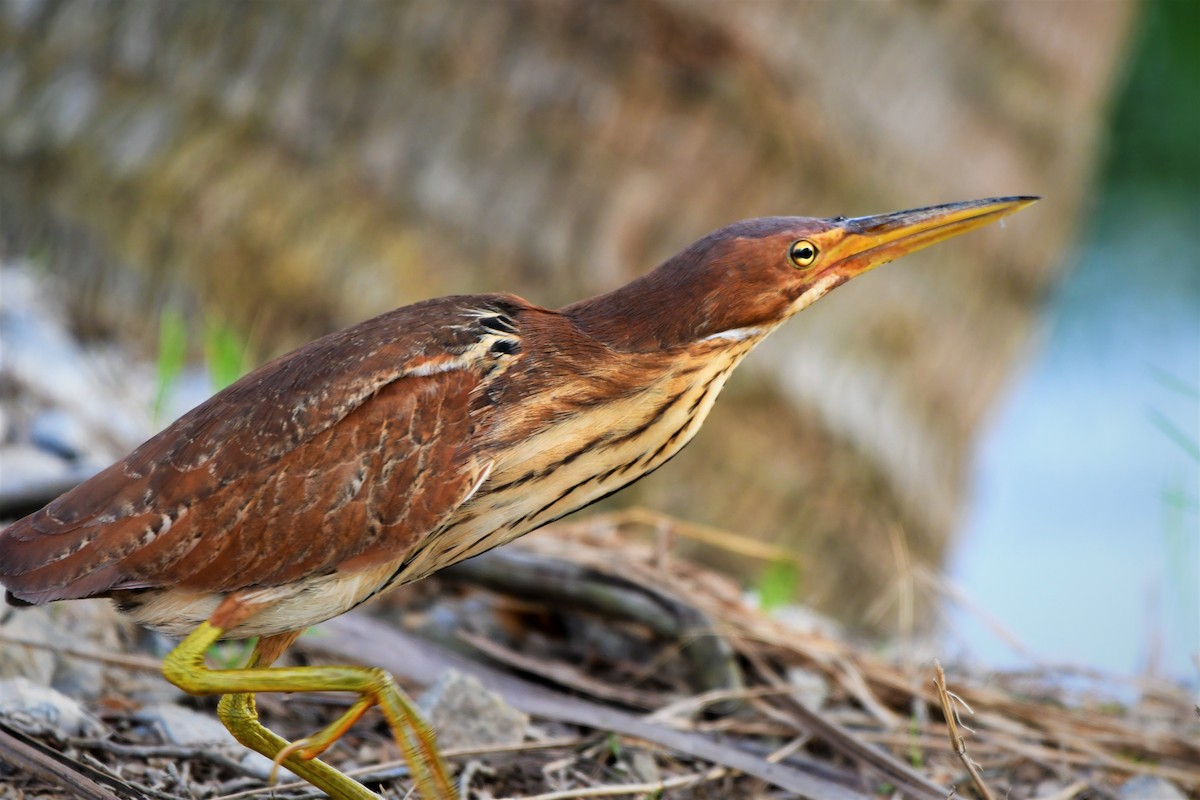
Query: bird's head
xmin=568 ymin=196 xmax=1037 ymax=350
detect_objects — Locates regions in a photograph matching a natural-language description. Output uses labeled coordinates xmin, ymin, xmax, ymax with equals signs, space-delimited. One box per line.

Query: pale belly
xmin=115 ymin=560 xmax=406 ymax=638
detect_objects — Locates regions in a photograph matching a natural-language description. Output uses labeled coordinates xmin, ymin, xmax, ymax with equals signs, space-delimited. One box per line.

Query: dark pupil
xmin=795 ymin=246 xmax=812 ymax=259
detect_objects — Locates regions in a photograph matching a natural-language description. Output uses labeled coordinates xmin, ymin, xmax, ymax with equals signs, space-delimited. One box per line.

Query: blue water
xmin=950 ymin=196 xmax=1199 ymax=682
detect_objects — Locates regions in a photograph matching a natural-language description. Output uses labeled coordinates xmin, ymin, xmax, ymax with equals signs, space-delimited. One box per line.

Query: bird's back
xmin=0 ymin=294 xmax=524 ymax=609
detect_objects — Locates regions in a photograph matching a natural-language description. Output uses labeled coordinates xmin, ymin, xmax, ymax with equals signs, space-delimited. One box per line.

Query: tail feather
xmin=4 ymin=590 xmax=34 ymax=607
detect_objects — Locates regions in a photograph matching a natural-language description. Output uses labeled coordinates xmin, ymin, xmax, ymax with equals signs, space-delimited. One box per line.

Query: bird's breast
xmin=391 ymin=340 xmax=758 ymax=583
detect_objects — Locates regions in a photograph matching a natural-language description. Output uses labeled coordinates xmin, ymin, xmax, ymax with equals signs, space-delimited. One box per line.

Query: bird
xmin=0 ymin=196 xmax=1035 ymax=799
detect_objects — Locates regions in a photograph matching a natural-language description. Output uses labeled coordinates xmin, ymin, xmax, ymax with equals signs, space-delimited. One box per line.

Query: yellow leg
xmin=217 ymin=691 xmax=381 ymax=800
xmin=164 ymin=622 xmax=453 ymax=800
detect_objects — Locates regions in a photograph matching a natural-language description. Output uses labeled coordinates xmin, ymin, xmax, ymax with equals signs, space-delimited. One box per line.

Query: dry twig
xmin=935 ymin=660 xmax=995 ymax=800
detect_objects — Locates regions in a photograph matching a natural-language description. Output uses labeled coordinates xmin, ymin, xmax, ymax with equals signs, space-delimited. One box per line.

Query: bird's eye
xmin=788 ymin=239 xmax=819 ymax=269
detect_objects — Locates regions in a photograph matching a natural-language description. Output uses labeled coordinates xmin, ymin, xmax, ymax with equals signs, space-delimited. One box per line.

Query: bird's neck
xmin=562 ymin=268 xmax=702 ymax=352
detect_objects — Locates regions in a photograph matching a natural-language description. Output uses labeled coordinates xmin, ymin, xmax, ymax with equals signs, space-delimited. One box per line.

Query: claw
xmin=271 ymin=736 xmax=313 ymax=782
xmin=272 ymin=693 xmax=377 ymax=777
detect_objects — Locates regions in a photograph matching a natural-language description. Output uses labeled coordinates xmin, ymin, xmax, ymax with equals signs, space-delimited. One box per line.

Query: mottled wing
xmin=0 ymin=295 xmax=520 ymax=604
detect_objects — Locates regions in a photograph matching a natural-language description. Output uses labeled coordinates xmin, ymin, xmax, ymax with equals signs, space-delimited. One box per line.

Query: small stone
xmin=418 ymin=670 xmax=527 ymax=750
xmin=1118 ymin=776 xmax=1187 ymax=800
xmin=0 ymin=676 xmax=105 ymax=737
xmin=134 ymin=703 xmax=296 ymax=781
xmin=135 ymin=702 xmax=230 ymax=746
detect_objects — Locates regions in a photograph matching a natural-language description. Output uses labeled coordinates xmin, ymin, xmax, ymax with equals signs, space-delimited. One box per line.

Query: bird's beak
xmin=829 ymin=196 xmax=1038 ymax=278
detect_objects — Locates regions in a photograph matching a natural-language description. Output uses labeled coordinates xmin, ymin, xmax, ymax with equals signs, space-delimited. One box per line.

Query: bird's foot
xmin=270 ymin=696 xmax=374 ymax=774
xmin=164 ymin=621 xmax=454 ymax=800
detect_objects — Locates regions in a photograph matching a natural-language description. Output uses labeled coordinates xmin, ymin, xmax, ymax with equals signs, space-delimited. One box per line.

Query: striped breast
xmin=388 ymin=332 xmax=764 ymax=586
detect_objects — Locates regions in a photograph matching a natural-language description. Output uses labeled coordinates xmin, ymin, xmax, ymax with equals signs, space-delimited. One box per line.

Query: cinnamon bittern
xmin=0 ymin=197 xmax=1035 ymax=799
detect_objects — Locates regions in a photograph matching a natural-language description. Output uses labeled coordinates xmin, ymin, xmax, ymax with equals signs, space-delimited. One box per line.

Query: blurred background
xmin=0 ymin=1 xmax=1194 ymax=681
xmin=951 ymin=0 xmax=1198 ymax=682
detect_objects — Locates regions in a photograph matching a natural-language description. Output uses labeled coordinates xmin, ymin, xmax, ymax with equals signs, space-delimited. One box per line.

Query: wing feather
xmin=0 ymin=295 xmax=521 ymax=603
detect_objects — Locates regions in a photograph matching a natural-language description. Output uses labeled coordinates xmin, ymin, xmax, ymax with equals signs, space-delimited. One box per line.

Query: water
xmin=950 ymin=194 xmax=1199 ymax=682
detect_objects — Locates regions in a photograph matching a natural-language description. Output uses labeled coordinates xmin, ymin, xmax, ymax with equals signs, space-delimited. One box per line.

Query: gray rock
xmin=135 ymin=703 xmax=297 ymax=781
xmin=1118 ymin=776 xmax=1187 ymax=800
xmin=0 ymin=676 xmax=105 ymax=737
xmin=418 ymin=670 xmax=527 ymax=751
xmin=135 ymin=702 xmax=231 ymax=747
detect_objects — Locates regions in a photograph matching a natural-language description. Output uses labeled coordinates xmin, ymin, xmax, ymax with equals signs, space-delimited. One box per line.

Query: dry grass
xmin=1 ymin=510 xmax=1196 ymax=799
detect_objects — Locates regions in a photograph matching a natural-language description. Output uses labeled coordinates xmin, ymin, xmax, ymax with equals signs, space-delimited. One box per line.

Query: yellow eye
xmin=788 ymin=239 xmax=819 ymax=268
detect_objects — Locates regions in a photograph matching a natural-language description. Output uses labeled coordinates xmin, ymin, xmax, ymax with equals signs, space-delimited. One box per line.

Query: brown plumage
xmin=0 ymin=216 xmax=828 ymax=633
xmin=0 ymin=198 xmax=1035 ymax=800
xmin=0 ymin=284 xmax=758 ymax=637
